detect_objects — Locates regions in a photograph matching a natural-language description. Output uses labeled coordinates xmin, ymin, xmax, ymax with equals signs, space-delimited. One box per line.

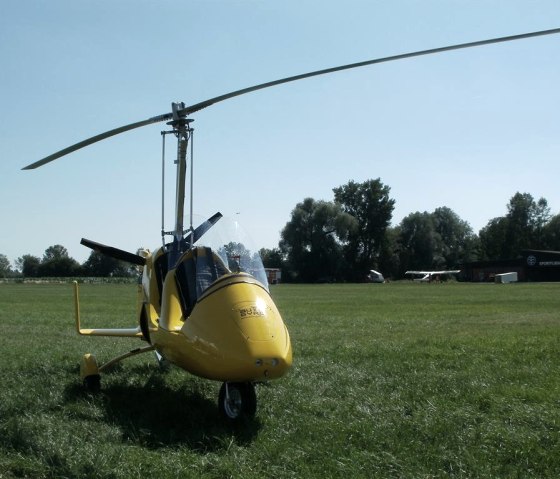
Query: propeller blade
xmin=177 ymin=27 xmax=560 ymax=117
xmin=81 ymin=238 xmax=146 ymax=266
xmin=22 ymin=27 xmax=560 ymax=170
xmin=184 ymin=212 xmax=223 ymax=247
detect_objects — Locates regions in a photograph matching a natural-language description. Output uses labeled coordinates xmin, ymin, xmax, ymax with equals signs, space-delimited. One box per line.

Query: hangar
xmin=462 ymin=249 xmax=560 ymax=282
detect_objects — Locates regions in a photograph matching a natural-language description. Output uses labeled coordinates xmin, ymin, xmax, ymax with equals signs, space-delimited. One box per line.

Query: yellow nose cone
xmin=172 ymin=275 xmax=292 ymax=382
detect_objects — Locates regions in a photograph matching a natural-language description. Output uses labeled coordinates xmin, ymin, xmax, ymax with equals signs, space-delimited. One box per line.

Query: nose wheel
xmin=218 ymin=382 xmax=257 ymax=420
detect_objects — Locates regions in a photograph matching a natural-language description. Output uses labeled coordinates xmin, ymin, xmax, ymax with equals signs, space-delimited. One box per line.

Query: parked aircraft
xmin=367 ymin=270 xmax=385 ymax=283
xmin=22 ymin=26 xmax=559 ymax=421
xmin=405 ymin=270 xmax=461 ymax=282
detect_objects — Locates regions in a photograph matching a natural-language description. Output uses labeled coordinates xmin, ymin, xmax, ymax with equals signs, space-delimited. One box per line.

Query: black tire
xmin=218 ymin=382 xmax=257 ymax=420
xmin=83 ymin=374 xmax=101 ymax=393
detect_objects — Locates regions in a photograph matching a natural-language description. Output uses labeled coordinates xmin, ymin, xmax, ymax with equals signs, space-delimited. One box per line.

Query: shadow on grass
xmin=63 ymin=364 xmax=262 ymax=452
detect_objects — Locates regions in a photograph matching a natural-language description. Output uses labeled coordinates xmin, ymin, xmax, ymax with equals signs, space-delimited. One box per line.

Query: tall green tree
xmin=333 ymin=178 xmax=395 ymax=281
xmin=479 ymin=192 xmax=551 ymax=260
xmin=82 ymin=251 xmax=134 ymax=277
xmin=432 ymin=206 xmax=478 ymax=266
xmin=378 ymin=226 xmax=401 ymax=279
xmin=15 ymin=254 xmax=41 ymax=277
xmin=542 ymin=214 xmax=560 ymax=251
xmin=396 ymin=208 xmax=477 ymax=274
xmin=505 ymin=193 xmax=550 ymax=255
xmin=397 ymin=211 xmax=444 ymax=273
xmin=280 ymin=198 xmax=357 ymax=282
xmin=39 ymin=244 xmax=81 ymax=277
xmin=259 ymin=248 xmax=284 ymax=269
xmin=479 ymin=217 xmax=509 ymax=260
xmin=0 ymin=254 xmax=11 ymax=278
xmin=42 ymin=244 xmax=70 ymax=262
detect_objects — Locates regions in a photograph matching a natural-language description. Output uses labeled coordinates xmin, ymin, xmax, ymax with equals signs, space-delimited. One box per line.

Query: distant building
xmin=462 ymin=249 xmax=560 ymax=282
xmin=265 ymin=268 xmax=281 ymax=284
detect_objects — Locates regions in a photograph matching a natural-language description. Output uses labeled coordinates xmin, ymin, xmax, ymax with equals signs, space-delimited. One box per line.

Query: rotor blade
xmin=23 ymin=27 xmax=560 ymax=170
xmin=184 ymin=212 xmax=223 ymax=246
xmin=178 ymin=27 xmax=560 ymax=116
xmin=81 ymin=238 xmax=146 ymax=266
xmin=22 ymin=113 xmax=172 ymax=170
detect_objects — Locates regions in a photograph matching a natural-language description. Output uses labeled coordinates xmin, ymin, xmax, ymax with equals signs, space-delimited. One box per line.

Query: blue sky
xmin=1 ymin=0 xmax=559 ymax=264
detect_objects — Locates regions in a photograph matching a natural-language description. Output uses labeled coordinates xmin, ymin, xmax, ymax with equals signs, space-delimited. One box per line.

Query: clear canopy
xmin=191 ymin=214 xmax=269 ymax=290
xmin=173 ymin=215 xmax=269 ymax=317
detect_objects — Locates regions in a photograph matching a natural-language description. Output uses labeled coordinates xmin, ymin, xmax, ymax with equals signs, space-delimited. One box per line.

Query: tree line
xmin=1 ymin=181 xmax=558 ymax=281
xmin=260 ymin=180 xmax=560 ymax=282
xmin=0 ymin=244 xmax=136 ymax=279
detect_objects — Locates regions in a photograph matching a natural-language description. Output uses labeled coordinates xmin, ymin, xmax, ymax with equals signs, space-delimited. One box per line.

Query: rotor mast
xmin=169 ymin=102 xmax=194 ymax=251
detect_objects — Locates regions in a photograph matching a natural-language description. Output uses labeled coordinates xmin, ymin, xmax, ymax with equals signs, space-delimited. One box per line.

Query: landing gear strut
xmin=79 ymin=346 xmax=156 ymax=393
xmin=218 ymin=382 xmax=257 ymax=420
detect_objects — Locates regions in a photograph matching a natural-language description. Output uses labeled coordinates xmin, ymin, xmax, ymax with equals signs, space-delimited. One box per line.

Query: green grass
xmin=0 ymin=282 xmax=559 ymax=478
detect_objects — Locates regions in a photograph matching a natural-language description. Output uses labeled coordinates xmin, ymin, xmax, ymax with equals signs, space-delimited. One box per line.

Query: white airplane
xmin=405 ymin=270 xmax=461 ymax=282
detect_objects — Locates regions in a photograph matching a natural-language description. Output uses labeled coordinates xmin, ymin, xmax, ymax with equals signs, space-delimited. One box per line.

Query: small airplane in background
xmin=405 ymin=270 xmax=461 ymax=282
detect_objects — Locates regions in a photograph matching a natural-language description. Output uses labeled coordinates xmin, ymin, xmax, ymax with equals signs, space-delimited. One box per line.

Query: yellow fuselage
xmin=146 ymin=262 xmax=292 ymax=382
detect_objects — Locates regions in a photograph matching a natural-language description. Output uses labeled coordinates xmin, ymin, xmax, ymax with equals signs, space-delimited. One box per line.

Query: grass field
xmin=0 ymin=282 xmax=558 ymax=478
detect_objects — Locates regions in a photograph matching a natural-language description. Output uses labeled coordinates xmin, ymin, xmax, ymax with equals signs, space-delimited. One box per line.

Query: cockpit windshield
xmin=193 ymin=214 xmax=269 ymax=290
xmin=174 ymin=215 xmax=269 ymax=318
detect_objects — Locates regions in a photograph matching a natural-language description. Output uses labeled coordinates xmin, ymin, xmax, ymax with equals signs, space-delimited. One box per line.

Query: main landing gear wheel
xmin=218 ymin=382 xmax=257 ymax=420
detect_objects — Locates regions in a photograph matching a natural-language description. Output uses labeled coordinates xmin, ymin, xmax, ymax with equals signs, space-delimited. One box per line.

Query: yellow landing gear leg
xmin=79 ymin=345 xmax=156 ymax=392
xmin=80 ymin=353 xmax=100 ymax=392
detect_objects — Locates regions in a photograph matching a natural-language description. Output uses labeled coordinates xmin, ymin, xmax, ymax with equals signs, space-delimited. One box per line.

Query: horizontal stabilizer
xmin=81 ymin=238 xmax=146 ymax=266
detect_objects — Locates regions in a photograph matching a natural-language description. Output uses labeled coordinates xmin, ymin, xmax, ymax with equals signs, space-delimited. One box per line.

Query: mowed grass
xmin=0 ymin=282 xmax=558 ymax=478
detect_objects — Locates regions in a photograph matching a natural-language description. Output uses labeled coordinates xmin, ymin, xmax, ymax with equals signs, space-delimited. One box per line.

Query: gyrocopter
xmin=23 ymin=27 xmax=559 ymax=420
